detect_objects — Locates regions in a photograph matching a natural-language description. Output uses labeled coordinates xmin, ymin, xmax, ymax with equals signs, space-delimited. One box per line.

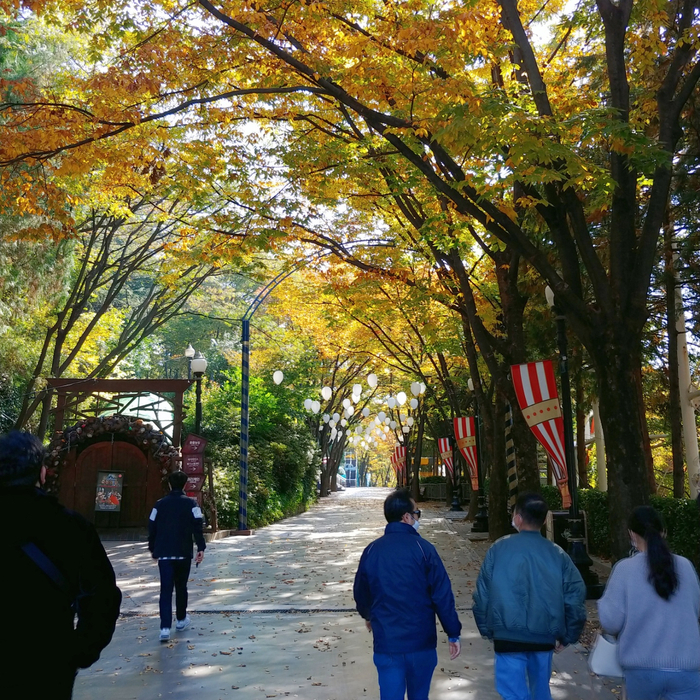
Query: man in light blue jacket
xmin=472 ymin=492 xmax=586 ymax=700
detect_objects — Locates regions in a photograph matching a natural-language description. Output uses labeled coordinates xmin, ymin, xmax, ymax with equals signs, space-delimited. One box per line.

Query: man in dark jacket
xmin=0 ymin=431 xmax=121 ymax=700
xmin=354 ymin=489 xmax=461 ymax=700
xmin=148 ymin=470 xmax=206 ymax=641
xmin=473 ymin=492 xmax=586 ymax=700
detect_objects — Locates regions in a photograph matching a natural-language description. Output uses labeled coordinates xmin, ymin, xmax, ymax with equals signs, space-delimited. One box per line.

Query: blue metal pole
xmin=239 ymin=318 xmax=250 ymax=531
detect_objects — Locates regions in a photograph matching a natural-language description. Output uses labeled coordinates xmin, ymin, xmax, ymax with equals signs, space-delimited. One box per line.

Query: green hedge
xmin=539 ymin=486 xmax=700 ymax=565
xmin=421 ymin=475 xmax=447 ymax=484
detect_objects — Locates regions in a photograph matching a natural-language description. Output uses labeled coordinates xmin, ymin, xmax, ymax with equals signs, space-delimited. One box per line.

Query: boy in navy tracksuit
xmin=148 ymin=470 xmax=206 ymax=641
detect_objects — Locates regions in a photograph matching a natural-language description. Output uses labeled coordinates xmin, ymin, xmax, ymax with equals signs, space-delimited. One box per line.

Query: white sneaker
xmin=176 ymin=615 xmax=191 ymax=631
xmin=159 ymin=628 xmax=170 ymax=642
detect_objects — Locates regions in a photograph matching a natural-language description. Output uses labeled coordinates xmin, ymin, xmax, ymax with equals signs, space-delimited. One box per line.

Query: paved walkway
xmin=75 ymin=488 xmax=623 ymax=699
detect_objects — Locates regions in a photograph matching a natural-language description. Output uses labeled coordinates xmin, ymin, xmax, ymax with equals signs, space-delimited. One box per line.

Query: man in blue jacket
xmin=354 ymin=489 xmax=462 ymax=700
xmin=473 ymin=492 xmax=586 ymax=700
xmin=148 ymin=470 xmax=206 ymax=641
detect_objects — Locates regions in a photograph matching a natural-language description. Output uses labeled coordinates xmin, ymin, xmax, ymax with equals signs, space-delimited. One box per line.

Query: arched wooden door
xmin=74 ymin=441 xmax=149 ymax=527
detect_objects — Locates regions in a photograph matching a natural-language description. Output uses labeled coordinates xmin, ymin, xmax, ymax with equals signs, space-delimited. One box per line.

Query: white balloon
xmin=387 ymin=397 xmax=396 ymax=409
xmin=375 ymin=417 xmax=382 ymax=426
xmin=319 ymin=424 xmax=324 ymax=430
xmin=378 ymin=411 xmax=386 ymax=421
xmin=340 ymin=418 xmax=347 ymax=427
xmin=345 ymin=405 xmax=354 ymax=417
xmin=384 ymin=417 xmax=390 ymax=425
xmin=407 ymin=416 xmax=414 ymax=427
xmin=337 ymin=430 xmax=343 ymax=438
xmin=402 ymin=426 xmax=410 ymax=433
xmin=304 ymin=398 xmax=313 ymax=410
xmin=383 ymin=425 xmax=389 ymax=433
xmin=367 ymin=373 xmax=378 ymax=388
xmin=390 ymin=420 xmax=397 ymax=429
xmin=420 ymin=382 xmax=426 ymax=394
xmin=311 ymin=401 xmax=321 ymax=414
xmin=321 ymin=386 xmax=332 ymax=401
xmin=273 ymin=370 xmax=284 ymax=385
xmin=356 ymin=426 xmax=362 ymax=435
xmin=362 ymin=407 xmax=370 ymax=417
xmin=352 ymin=393 xmax=360 ymax=404
xmin=410 ymin=381 xmax=421 ymax=396
xmin=353 ymin=384 xmax=362 ymax=395
xmin=410 ymin=398 xmax=418 ymax=409
xmin=342 ymin=398 xmax=351 ymax=409
xmin=331 ymin=427 xmax=337 ymax=437
xmin=397 ymin=391 xmax=407 ymax=406
xmin=323 ymin=414 xmax=330 ymax=423
xmin=329 ymin=420 xmax=337 ymax=429
xmin=333 ymin=412 xmax=340 ymax=422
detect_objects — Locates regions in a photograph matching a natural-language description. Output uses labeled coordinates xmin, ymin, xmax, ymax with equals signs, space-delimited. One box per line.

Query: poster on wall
xmin=95 ymin=471 xmax=124 ymax=511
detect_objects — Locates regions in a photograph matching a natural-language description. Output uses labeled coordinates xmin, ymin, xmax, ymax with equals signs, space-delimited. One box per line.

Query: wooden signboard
xmin=182 ymin=434 xmax=207 ymax=455
xmin=182 ymin=453 xmax=204 ymax=475
xmin=186 ymin=475 xmax=205 ymax=492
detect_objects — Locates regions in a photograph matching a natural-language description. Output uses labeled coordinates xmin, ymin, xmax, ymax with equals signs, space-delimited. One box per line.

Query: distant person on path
xmin=1 ymin=431 xmax=121 ymax=699
xmin=148 ymin=470 xmax=206 ymax=641
xmin=473 ymin=492 xmax=586 ymax=700
xmin=598 ymin=506 xmax=700 ymax=700
xmin=353 ymin=488 xmax=462 ymax=700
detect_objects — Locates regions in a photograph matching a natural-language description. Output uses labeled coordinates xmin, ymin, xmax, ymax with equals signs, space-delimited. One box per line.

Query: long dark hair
xmin=628 ymin=506 xmax=678 ymax=600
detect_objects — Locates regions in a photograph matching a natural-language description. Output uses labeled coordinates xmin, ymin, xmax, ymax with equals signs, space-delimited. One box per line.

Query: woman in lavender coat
xmin=598 ymin=506 xmax=700 ymax=700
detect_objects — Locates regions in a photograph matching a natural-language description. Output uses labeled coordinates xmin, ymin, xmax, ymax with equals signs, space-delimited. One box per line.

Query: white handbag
xmin=588 ymin=632 xmax=624 ymax=677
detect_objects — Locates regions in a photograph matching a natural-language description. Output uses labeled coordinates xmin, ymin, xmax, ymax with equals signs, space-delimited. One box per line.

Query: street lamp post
xmin=468 ymin=378 xmax=489 ymax=532
xmin=190 ymin=350 xmax=208 ymax=435
xmin=185 ymin=343 xmax=195 ymax=380
xmin=545 ymin=287 xmax=603 ymax=598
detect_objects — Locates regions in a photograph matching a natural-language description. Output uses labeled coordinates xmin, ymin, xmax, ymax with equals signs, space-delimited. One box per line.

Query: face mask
xmin=511 ymin=517 xmax=519 ymax=532
xmin=412 ymin=517 xmax=420 ymax=531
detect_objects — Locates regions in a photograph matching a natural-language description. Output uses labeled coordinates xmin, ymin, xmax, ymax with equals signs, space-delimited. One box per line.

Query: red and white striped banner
xmin=389 ymin=452 xmax=398 ymax=476
xmin=394 ymin=445 xmax=407 ymax=478
xmin=511 ymin=360 xmax=571 ymax=508
xmin=438 ymin=437 xmax=454 ymax=480
xmin=453 ymin=417 xmax=479 ymax=490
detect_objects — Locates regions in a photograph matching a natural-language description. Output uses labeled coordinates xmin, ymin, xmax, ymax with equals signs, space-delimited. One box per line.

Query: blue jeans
xmin=625 ymin=669 xmax=700 ymax=700
xmin=158 ymin=559 xmax=191 ymax=628
xmin=373 ymin=648 xmax=438 ymax=700
xmin=495 ymin=651 xmax=553 ymax=700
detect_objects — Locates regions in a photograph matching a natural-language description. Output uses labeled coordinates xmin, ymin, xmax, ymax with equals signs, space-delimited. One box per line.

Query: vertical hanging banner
xmin=511 ymin=360 xmax=571 ymax=508
xmin=394 ymin=445 xmax=407 ymax=479
xmin=389 ymin=452 xmax=398 ymax=478
xmin=453 ymin=418 xmax=479 ymax=490
xmin=438 ymin=438 xmax=454 ymax=481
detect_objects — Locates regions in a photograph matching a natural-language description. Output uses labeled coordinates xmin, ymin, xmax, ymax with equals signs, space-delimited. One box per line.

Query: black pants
xmin=158 ymin=559 xmax=191 ymax=629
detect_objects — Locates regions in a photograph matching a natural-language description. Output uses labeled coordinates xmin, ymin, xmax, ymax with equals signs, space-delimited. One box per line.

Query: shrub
xmin=421 ymin=475 xmax=446 ymax=484
xmin=579 ymin=489 xmax=610 ymax=557
xmin=540 ymin=485 xmax=562 ymax=512
xmin=650 ymin=495 xmax=700 ymax=568
xmin=199 ymin=369 xmax=319 ymax=530
xmin=536 ymin=488 xmax=700 ymax=567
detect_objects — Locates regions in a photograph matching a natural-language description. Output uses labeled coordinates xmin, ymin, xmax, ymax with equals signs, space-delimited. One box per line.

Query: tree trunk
xmin=634 ymin=358 xmax=656 ymax=494
xmin=507 ymin=389 xmax=541 ymax=493
xmin=575 ymin=370 xmax=589 ymax=489
xmin=488 ymin=388 xmax=510 ymax=539
xmin=665 ymin=230 xmax=685 ymax=497
xmin=319 ymin=469 xmax=332 ymax=497
xmin=594 ymin=346 xmax=651 ymax=560
xmin=411 ymin=410 xmax=426 ymax=501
